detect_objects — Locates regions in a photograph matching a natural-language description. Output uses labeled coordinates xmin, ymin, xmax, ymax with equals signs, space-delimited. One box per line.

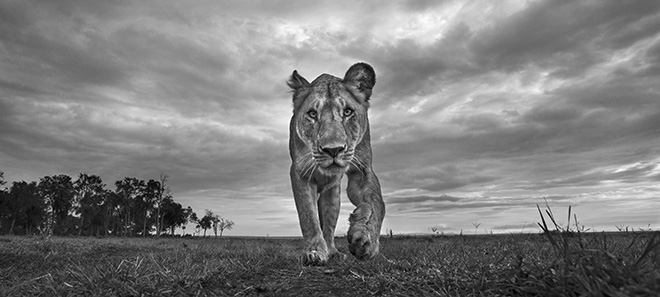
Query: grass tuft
xmin=536 ymin=201 xmax=660 ymax=296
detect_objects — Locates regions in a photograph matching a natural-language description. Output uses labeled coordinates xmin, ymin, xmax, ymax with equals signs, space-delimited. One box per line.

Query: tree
xmin=39 ymin=175 xmax=75 ymax=235
xmin=114 ymin=177 xmax=146 ymax=236
xmin=159 ymin=197 xmax=190 ymax=235
xmin=73 ymin=173 xmax=106 ymax=236
xmin=187 ymin=211 xmax=198 ymax=236
xmin=181 ymin=207 xmax=195 ymax=236
xmin=0 ymin=172 xmax=194 ymax=237
xmin=155 ymin=173 xmax=171 ymax=236
xmin=102 ymin=190 xmax=123 ymax=236
xmin=140 ymin=180 xmax=160 ymax=236
xmin=211 ymin=213 xmax=219 ymax=237
xmin=198 ymin=210 xmax=214 ymax=237
xmin=205 ymin=210 xmax=235 ymax=237
xmin=215 ymin=217 xmax=234 ymax=237
xmin=0 ymin=172 xmax=8 ymax=232
xmin=2 ymin=181 xmax=45 ymax=235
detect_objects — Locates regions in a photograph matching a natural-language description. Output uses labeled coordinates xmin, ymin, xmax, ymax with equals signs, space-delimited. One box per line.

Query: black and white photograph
xmin=1 ymin=0 xmax=659 ymax=295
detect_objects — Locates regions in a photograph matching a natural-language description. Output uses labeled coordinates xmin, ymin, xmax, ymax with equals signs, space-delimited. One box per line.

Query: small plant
xmin=472 ymin=222 xmax=481 ymax=235
xmin=638 ymin=224 xmax=653 ymax=232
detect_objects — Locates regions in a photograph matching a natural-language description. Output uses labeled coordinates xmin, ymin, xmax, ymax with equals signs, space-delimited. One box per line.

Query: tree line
xmin=0 ymin=171 xmax=233 ymax=237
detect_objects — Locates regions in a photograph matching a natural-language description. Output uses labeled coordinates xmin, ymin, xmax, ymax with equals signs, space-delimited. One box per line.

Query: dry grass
xmin=1 ymin=228 xmax=658 ymax=296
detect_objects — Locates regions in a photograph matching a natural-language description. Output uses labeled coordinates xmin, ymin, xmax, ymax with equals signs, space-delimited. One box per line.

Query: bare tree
xmin=216 ymin=217 xmax=234 ymax=237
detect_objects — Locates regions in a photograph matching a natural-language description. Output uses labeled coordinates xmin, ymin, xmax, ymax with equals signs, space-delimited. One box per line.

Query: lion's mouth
xmin=317 ymin=157 xmax=349 ymax=170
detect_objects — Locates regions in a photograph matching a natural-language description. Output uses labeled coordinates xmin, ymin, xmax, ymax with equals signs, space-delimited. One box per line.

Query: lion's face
xmin=288 ymin=63 xmax=376 ymax=178
xmin=293 ymin=75 xmax=368 ymax=175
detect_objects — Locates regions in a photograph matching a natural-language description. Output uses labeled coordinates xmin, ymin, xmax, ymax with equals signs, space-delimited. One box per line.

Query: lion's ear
xmin=343 ymin=62 xmax=376 ymax=100
xmin=287 ymin=70 xmax=310 ymax=90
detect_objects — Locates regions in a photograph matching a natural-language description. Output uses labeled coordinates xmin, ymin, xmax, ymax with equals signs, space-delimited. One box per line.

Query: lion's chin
xmin=318 ymin=162 xmax=348 ymax=175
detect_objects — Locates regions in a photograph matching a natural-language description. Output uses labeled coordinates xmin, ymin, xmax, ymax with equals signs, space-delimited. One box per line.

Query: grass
xmin=1 ymin=229 xmax=658 ymax=296
xmin=1 ymin=203 xmax=658 ymax=296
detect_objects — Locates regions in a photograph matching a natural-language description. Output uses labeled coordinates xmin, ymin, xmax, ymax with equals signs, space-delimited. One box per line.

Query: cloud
xmin=470 ymin=1 xmax=660 ymax=75
xmin=491 ymin=223 xmax=540 ymax=231
xmin=387 ymin=193 xmax=462 ymax=205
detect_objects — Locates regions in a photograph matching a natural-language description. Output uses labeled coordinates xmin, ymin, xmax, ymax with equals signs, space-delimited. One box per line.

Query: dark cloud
xmin=471 ymin=1 xmax=660 ymax=75
xmin=0 ymin=4 xmax=127 ymax=87
xmin=0 ymin=79 xmax=42 ymax=95
xmin=400 ymin=0 xmax=453 ymax=11
xmin=340 ymin=23 xmax=476 ymax=106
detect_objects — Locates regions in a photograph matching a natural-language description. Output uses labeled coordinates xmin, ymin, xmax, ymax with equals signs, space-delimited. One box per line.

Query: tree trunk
xmin=8 ymin=217 xmax=15 ymax=235
xmin=49 ymin=210 xmax=55 ymax=236
xmin=123 ymin=212 xmax=128 ymax=237
xmin=156 ymin=203 xmax=161 ymax=237
xmin=143 ymin=210 xmax=148 ymax=237
xmin=104 ymin=207 xmax=110 ymax=236
xmin=78 ymin=214 xmax=84 ymax=236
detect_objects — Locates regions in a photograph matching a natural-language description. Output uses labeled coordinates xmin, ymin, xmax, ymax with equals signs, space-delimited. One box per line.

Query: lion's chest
xmin=313 ymin=172 xmax=343 ymax=194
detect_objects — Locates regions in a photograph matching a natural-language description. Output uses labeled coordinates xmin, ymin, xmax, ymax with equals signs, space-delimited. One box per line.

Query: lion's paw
xmin=300 ymin=249 xmax=329 ymax=265
xmin=329 ymin=250 xmax=348 ymax=261
xmin=347 ymin=224 xmax=379 ymax=260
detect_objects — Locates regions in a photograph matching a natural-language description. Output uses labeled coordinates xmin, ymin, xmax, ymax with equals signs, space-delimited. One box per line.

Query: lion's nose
xmin=321 ymin=145 xmax=346 ymax=158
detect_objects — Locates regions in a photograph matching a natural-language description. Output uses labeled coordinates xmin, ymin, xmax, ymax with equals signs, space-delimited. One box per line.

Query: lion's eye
xmin=343 ymin=108 xmax=354 ymax=117
xmin=307 ymin=110 xmax=318 ymax=119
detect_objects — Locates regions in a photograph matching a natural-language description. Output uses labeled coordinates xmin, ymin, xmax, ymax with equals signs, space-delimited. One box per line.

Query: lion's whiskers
xmin=303 ymin=162 xmax=316 ymax=182
xmin=349 ymin=154 xmax=368 ymax=178
xmin=298 ymin=152 xmax=318 ymax=182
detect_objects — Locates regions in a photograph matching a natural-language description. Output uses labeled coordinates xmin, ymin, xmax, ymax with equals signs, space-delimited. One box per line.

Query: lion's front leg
xmin=346 ymin=169 xmax=385 ymax=260
xmin=291 ymin=170 xmax=328 ymax=264
xmin=318 ymin=184 xmax=347 ymax=261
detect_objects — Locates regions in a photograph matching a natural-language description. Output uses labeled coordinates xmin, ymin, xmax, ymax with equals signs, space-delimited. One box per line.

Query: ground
xmin=1 ymin=232 xmax=659 ymax=296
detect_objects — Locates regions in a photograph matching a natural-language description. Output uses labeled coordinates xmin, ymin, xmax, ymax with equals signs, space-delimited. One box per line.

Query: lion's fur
xmin=287 ymin=63 xmax=385 ymax=264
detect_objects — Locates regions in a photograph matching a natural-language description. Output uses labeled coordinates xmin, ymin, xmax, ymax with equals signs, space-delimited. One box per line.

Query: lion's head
xmin=287 ymin=63 xmax=376 ymax=178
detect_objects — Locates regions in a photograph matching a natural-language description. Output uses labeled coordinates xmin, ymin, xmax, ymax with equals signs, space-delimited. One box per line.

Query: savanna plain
xmin=1 ymin=228 xmax=659 ymax=296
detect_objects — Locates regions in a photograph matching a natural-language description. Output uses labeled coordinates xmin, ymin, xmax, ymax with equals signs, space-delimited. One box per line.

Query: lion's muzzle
xmin=320 ymin=145 xmax=346 ymax=158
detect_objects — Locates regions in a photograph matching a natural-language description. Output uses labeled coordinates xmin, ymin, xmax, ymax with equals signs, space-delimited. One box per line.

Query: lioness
xmin=287 ymin=62 xmax=385 ymax=264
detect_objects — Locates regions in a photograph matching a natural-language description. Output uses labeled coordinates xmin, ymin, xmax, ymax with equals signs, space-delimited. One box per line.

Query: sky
xmin=1 ymin=0 xmax=659 ymax=236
